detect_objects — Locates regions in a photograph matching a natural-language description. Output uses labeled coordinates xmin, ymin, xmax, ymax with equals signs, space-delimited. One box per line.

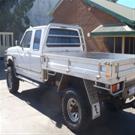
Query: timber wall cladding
xmin=53 ymin=0 xmax=121 ymax=52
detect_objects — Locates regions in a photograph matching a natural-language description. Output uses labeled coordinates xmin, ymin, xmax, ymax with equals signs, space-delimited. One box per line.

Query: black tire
xmin=6 ymin=66 xmax=19 ymax=93
xmin=61 ymin=89 xmax=91 ymax=133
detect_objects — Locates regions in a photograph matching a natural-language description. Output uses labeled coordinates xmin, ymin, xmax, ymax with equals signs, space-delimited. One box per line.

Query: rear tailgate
xmin=112 ymin=57 xmax=135 ymax=82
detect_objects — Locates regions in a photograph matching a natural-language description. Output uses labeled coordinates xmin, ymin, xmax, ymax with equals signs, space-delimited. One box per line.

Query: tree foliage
xmin=0 ymin=0 xmax=34 ymax=39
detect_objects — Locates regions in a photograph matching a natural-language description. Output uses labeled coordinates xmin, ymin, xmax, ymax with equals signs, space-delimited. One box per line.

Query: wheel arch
xmin=58 ymin=74 xmax=101 ymax=120
xmin=57 ymin=75 xmax=89 ymax=100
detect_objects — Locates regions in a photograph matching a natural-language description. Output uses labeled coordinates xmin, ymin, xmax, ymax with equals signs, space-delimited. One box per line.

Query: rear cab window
xmin=47 ymin=28 xmax=80 ymax=47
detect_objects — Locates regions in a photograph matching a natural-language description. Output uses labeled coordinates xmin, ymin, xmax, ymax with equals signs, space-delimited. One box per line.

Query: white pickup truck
xmin=5 ymin=23 xmax=135 ymax=132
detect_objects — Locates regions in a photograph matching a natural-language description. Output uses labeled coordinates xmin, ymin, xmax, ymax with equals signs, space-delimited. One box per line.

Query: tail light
xmin=111 ymin=82 xmax=124 ymax=93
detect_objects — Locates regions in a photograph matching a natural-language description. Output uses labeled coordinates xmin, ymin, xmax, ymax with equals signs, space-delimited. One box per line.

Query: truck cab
xmin=7 ymin=23 xmax=86 ymax=82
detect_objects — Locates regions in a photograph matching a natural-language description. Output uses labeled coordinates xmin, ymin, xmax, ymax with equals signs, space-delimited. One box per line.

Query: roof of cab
xmin=27 ymin=23 xmax=81 ymax=30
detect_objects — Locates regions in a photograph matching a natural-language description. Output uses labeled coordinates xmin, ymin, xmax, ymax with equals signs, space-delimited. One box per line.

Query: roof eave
xmin=84 ymin=0 xmax=135 ymax=28
xmin=48 ymin=0 xmax=63 ymax=15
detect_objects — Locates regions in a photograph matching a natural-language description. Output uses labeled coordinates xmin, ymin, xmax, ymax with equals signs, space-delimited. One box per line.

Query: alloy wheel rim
xmin=67 ymin=98 xmax=80 ymax=123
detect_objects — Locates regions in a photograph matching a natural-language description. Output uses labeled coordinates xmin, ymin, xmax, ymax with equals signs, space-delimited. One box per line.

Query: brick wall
xmin=53 ymin=0 xmax=122 ymax=52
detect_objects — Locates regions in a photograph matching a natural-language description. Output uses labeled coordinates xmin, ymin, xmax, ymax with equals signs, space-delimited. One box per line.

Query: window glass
xmin=49 ymin=28 xmax=78 ymax=36
xmin=33 ymin=30 xmax=41 ymax=50
xmin=21 ymin=31 xmax=32 ymax=48
xmin=47 ymin=37 xmax=80 ymax=44
xmin=47 ymin=28 xmax=80 ymax=47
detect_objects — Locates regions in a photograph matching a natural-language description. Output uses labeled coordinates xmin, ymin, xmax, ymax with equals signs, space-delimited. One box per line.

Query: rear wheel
xmin=61 ymin=89 xmax=91 ymax=132
xmin=6 ymin=66 xmax=19 ymax=93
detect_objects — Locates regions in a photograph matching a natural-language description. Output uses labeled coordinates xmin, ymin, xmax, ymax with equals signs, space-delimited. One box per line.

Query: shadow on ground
xmin=16 ymin=86 xmax=63 ymax=128
xmin=14 ymin=86 xmax=135 ymax=135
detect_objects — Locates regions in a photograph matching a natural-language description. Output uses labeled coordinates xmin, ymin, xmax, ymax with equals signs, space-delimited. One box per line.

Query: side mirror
xmin=15 ymin=40 xmax=18 ymax=46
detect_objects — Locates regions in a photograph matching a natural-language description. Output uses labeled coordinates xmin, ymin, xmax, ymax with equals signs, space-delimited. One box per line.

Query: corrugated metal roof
xmin=84 ymin=0 xmax=135 ymax=27
xmin=91 ymin=25 xmax=135 ymax=37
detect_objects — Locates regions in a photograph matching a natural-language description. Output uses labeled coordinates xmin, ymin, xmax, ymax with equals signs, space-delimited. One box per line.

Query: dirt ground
xmin=1 ymin=59 xmax=135 ymax=135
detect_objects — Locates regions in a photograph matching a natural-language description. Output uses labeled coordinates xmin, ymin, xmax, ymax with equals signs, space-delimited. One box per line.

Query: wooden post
xmin=3 ymin=34 xmax=5 ymax=47
xmin=128 ymin=37 xmax=131 ymax=54
xmin=113 ymin=37 xmax=116 ymax=53
xmin=11 ymin=33 xmax=14 ymax=46
xmin=0 ymin=34 xmax=1 ymax=46
xmin=133 ymin=37 xmax=135 ymax=54
xmin=122 ymin=36 xmax=125 ymax=54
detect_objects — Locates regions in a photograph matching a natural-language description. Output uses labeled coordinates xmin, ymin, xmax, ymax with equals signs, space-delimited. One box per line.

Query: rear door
xmin=29 ymin=29 xmax=43 ymax=82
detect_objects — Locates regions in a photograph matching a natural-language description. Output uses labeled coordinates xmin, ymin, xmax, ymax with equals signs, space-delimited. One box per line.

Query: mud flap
xmin=83 ymin=79 xmax=101 ymax=119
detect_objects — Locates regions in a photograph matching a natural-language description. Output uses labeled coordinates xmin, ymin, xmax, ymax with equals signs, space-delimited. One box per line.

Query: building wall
xmin=53 ymin=0 xmax=121 ymax=52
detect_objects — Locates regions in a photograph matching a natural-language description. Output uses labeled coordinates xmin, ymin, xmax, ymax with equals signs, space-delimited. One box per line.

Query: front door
xmin=17 ymin=30 xmax=32 ymax=77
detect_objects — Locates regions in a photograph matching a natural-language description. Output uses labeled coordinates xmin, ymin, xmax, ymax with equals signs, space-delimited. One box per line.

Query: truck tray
xmin=42 ymin=52 xmax=135 ymax=85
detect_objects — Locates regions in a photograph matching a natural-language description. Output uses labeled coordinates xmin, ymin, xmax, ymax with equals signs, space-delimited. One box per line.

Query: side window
xmin=21 ymin=31 xmax=32 ymax=48
xmin=33 ymin=30 xmax=41 ymax=51
xmin=47 ymin=28 xmax=80 ymax=47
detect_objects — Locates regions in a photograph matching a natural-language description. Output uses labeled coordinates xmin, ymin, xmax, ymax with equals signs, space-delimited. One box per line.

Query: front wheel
xmin=6 ymin=66 xmax=19 ymax=93
xmin=61 ymin=89 xmax=91 ymax=133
